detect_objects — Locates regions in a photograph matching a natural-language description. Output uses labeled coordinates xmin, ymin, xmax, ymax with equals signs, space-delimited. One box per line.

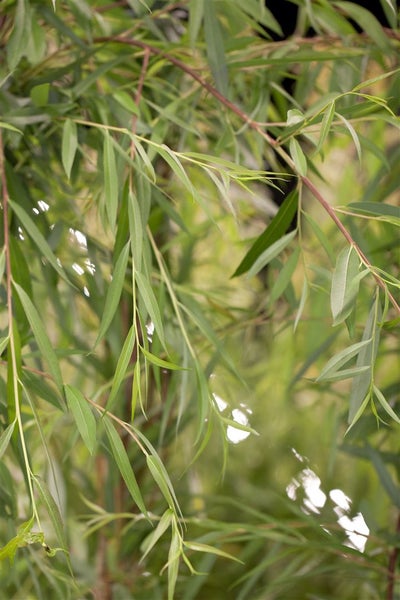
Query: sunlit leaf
xmin=184 ymin=540 xmax=243 ymax=563
xmin=61 ymin=119 xmax=78 ymax=179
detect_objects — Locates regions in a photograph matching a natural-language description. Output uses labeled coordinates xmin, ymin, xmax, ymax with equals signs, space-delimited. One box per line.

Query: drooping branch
xmin=93 ymin=35 xmax=400 ymax=314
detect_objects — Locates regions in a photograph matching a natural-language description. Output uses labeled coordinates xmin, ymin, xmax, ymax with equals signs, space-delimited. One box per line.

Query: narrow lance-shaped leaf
xmin=61 ymin=119 xmax=78 ymax=179
xmin=0 ymin=420 xmax=16 ymax=460
xmin=103 ymin=130 xmax=119 ymax=232
xmin=13 ymin=283 xmax=64 ymax=395
xmin=289 ymin=138 xmax=307 ymax=176
xmin=106 ymin=325 xmax=136 ymax=411
xmin=247 ymin=230 xmax=297 ymax=278
xmin=348 ymin=293 xmax=381 ymax=425
xmin=330 ymin=246 xmax=360 ymax=325
xmin=9 ymin=200 xmax=71 ymax=286
xmin=94 ymin=242 xmax=130 ymax=347
xmin=373 ymin=385 xmax=400 ymax=425
xmin=136 ymin=271 xmax=166 ymax=350
xmin=65 ymin=385 xmax=97 ymax=455
xmin=268 ymin=247 xmax=300 ymax=305
xmin=167 ymin=525 xmax=181 ymax=600
xmin=33 ymin=476 xmax=69 ymax=560
xmin=140 ymin=508 xmax=173 ymax=562
xmin=103 ymin=417 xmax=148 ymax=517
xmin=317 ymin=338 xmax=371 ymax=381
xmin=203 ymin=0 xmax=228 ymax=96
xmin=233 ymin=190 xmax=298 ymax=277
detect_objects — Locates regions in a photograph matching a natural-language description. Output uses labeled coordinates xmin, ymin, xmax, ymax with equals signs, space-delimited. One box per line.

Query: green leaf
xmin=34 ymin=476 xmax=69 ymax=555
xmin=146 ymin=454 xmax=181 ymax=516
xmin=0 ymin=420 xmax=16 ymax=460
xmin=106 ymin=325 xmax=136 ymax=411
xmin=348 ymin=293 xmax=381 ymax=424
xmin=189 ymin=0 xmax=204 ymax=47
xmin=136 ymin=271 xmax=166 ymax=350
xmin=140 ymin=508 xmax=173 ymax=561
xmin=184 ymin=540 xmax=243 ymax=563
xmin=330 ymin=246 xmax=361 ymax=325
xmin=233 ymin=190 xmax=298 ymax=277
xmin=103 ymin=130 xmax=119 ymax=232
xmin=246 ymin=230 xmax=297 ymax=278
xmin=365 ymin=444 xmax=400 ymax=508
xmin=268 ymin=248 xmax=300 ymax=305
xmin=167 ymin=526 xmax=181 ymax=600
xmin=140 ymin=347 xmax=185 ymax=371
xmin=316 ymin=101 xmax=335 ymax=153
xmin=289 ymin=138 xmax=307 ymax=177
xmin=0 ymin=517 xmax=35 ymax=564
xmin=204 ymin=0 xmax=228 ymax=96
xmin=65 ymin=385 xmax=97 ymax=455
xmin=347 ymin=201 xmax=400 ymax=222
xmin=294 ymin=278 xmax=308 ymax=332
xmin=62 ymin=119 xmax=78 ymax=179
xmin=103 ymin=417 xmax=148 ymax=516
xmin=94 ymin=242 xmax=130 ymax=347
xmin=7 ymin=0 xmax=28 ymax=70
xmin=334 ymin=2 xmax=391 ymax=51
xmin=317 ymin=339 xmax=371 ymax=381
xmin=13 ymin=283 xmax=64 ymax=395
xmin=337 ymin=113 xmax=361 ymax=162
xmin=157 ymin=145 xmax=195 ymax=199
xmin=30 ymin=83 xmax=50 ymax=107
xmin=373 ymin=385 xmax=400 ymax=425
xmin=9 ymin=200 xmax=71 ymax=286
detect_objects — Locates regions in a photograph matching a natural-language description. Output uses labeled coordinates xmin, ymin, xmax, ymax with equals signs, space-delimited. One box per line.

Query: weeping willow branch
xmin=92 ymin=35 xmax=399 ymax=314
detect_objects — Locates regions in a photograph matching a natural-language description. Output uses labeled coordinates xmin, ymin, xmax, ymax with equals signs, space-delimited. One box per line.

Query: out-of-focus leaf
xmin=294 ymin=278 xmax=308 ymax=332
xmin=13 ymin=283 xmax=64 ymax=395
xmin=334 ymin=2 xmax=392 ymax=51
xmin=103 ymin=417 xmax=148 ymax=517
xmin=62 ymin=119 xmax=78 ymax=180
xmin=0 ymin=517 xmax=35 ymax=564
xmin=7 ymin=0 xmax=28 ymax=69
xmin=30 ymin=83 xmax=50 ymax=107
xmin=94 ymin=242 xmax=130 ymax=347
xmin=347 ymin=201 xmax=400 ymax=223
xmin=65 ymin=385 xmax=97 ymax=455
xmin=337 ymin=113 xmax=362 ymax=162
xmin=366 ymin=445 xmax=400 ymax=507
xmin=167 ymin=526 xmax=181 ymax=600
xmin=247 ymin=230 xmax=297 ymax=278
xmin=189 ymin=0 xmax=204 ymax=47
xmin=204 ymin=0 xmax=228 ymax=96
xmin=233 ymin=190 xmax=298 ymax=277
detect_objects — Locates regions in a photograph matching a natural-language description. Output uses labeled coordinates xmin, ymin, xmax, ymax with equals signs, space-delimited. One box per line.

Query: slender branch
xmin=93 ymin=35 xmax=400 ymax=314
xmin=0 ymin=131 xmax=39 ymax=523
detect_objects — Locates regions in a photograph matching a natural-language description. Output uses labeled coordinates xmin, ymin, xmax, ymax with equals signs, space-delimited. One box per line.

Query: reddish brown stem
xmin=93 ymin=35 xmax=399 ymax=315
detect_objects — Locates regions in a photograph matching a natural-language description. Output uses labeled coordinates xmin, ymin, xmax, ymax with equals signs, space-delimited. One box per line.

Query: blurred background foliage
xmin=0 ymin=0 xmax=399 ymax=598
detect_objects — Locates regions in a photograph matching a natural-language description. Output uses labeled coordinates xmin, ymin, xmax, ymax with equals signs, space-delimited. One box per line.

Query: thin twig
xmin=93 ymin=35 xmax=400 ymax=314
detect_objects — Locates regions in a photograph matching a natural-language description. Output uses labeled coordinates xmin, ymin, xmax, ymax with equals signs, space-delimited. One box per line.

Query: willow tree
xmin=0 ymin=1 xmax=399 ymax=599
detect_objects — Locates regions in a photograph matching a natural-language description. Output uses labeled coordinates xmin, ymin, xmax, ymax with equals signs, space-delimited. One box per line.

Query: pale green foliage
xmin=0 ymin=1 xmax=399 ymax=599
